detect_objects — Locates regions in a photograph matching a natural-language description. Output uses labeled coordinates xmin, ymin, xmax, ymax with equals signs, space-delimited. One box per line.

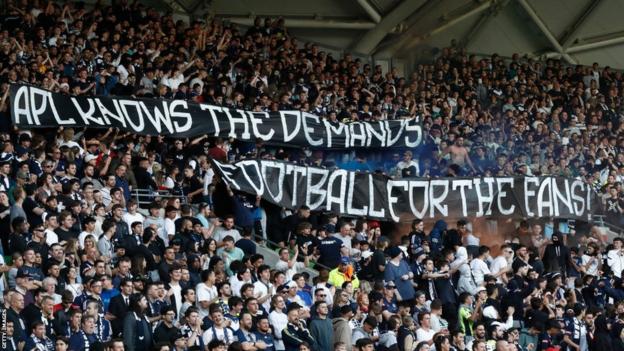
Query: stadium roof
xmin=163 ymin=0 xmax=624 ymax=69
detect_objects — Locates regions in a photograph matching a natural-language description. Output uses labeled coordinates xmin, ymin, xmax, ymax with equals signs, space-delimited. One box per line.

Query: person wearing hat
xmin=328 ymin=256 xmax=360 ymax=291
xmin=281 ymin=302 xmax=316 ymax=351
xmin=384 ymin=246 xmax=415 ymax=302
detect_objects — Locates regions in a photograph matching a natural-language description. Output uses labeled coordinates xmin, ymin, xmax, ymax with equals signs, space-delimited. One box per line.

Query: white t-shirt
xmin=416 ymin=327 xmax=436 ymax=343
xmin=45 ymin=229 xmax=59 ymax=246
xmin=229 ymin=275 xmax=252 ymax=297
xmin=163 ymin=218 xmax=176 ymax=246
xmin=581 ymin=254 xmax=600 ymax=276
xmin=123 ymin=212 xmax=145 ymax=232
xmin=253 ymin=280 xmax=274 ymax=311
xmin=490 ymin=256 xmax=508 ymax=282
xmin=213 ymin=228 xmax=241 ymax=244
xmin=269 ymin=311 xmax=288 ymax=350
xmin=169 ymin=282 xmax=182 ymax=318
xmin=196 ymin=282 xmax=217 ymax=318
xmin=202 ymin=325 xmax=235 ymax=345
xmin=470 ymin=258 xmax=490 ymax=286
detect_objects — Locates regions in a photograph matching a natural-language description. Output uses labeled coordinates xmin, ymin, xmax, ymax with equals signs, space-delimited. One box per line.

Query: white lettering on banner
xmin=387 ymin=180 xmax=408 ymax=222
xmin=537 ymin=178 xmax=554 ymax=217
xmin=285 ymin=164 xmax=306 ymax=207
xmin=12 ymin=85 xmax=32 ymax=125
xmin=210 ymin=159 xmax=598 ymax=222
xmin=28 ymin=87 xmax=52 ymax=125
xmin=386 ymin=119 xmax=405 ymax=146
xmin=140 ymin=101 xmax=174 ymax=134
xmin=280 ymin=111 xmax=301 ymax=142
xmin=238 ymin=160 xmax=264 ymax=195
xmin=213 ymin=162 xmax=240 ymax=190
xmin=227 ymin=108 xmax=251 ymax=139
xmin=301 ymin=112 xmax=323 ymax=146
xmin=261 ymin=161 xmax=285 ymax=203
xmin=98 ymin=99 xmax=127 ymax=127
xmin=323 ymin=120 xmax=348 ymax=148
xmin=553 ymin=179 xmax=573 ymax=216
xmin=346 ymin=172 xmax=368 ymax=216
xmin=306 ymin=167 xmax=329 ymax=210
xmin=199 ymin=104 xmax=222 ymax=136
xmin=349 ymin=123 xmax=366 ymax=147
xmin=430 ymin=179 xmax=449 ymax=217
xmin=119 ymin=100 xmax=145 ymax=132
xmin=170 ymin=101 xmax=192 ymax=132
xmin=404 ymin=120 xmax=423 ymax=148
xmin=364 ymin=122 xmax=386 ymax=147
xmin=496 ymin=178 xmax=516 ymax=215
xmin=71 ymin=98 xmax=104 ymax=125
xmin=408 ymin=180 xmax=429 ymax=218
xmin=452 ymin=180 xmax=473 ymax=217
xmin=571 ymin=180 xmax=586 ymax=216
xmin=368 ymin=174 xmax=385 ymax=218
xmin=248 ymin=112 xmax=275 ymax=140
xmin=326 ymin=170 xmax=348 ymax=213
xmin=473 ymin=178 xmax=495 ymax=216
xmin=523 ymin=177 xmax=539 ymax=217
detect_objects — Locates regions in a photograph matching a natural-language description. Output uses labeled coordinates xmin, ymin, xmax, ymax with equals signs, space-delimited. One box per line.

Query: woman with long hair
xmin=123 ymin=293 xmax=153 ymax=351
xmin=65 ymin=266 xmax=83 ymax=299
xmin=268 ymin=294 xmax=287 ymax=351
xmin=201 ymin=238 xmax=218 ymax=270
xmin=131 ymin=255 xmax=147 ymax=278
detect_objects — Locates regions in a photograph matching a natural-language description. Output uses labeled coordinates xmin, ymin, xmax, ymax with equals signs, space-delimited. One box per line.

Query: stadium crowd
xmin=1 ymin=1 xmax=624 ymax=351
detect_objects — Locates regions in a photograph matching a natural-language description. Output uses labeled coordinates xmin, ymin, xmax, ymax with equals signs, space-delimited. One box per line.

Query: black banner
xmin=9 ymin=84 xmax=422 ymax=149
xmin=212 ymin=159 xmax=602 ymax=222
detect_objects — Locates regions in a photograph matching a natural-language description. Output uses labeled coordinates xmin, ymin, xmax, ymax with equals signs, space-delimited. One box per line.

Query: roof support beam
xmin=355 ymin=0 xmax=381 ymax=23
xmin=399 ymin=0 xmax=494 ymax=52
xmin=567 ymin=30 xmax=624 ymax=53
xmin=517 ymin=0 xmax=577 ymax=64
xmin=559 ymin=0 xmax=604 ymax=49
xmin=460 ymin=0 xmax=510 ymax=48
xmin=350 ymin=0 xmax=430 ymax=55
xmin=223 ymin=16 xmax=377 ymax=29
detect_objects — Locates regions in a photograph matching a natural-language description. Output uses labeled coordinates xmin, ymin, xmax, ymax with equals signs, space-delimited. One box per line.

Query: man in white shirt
xmin=253 ymin=265 xmax=274 ymax=312
xmin=202 ymin=305 xmax=235 ymax=346
xmin=415 ymin=312 xmax=436 ymax=344
xmin=44 ymin=213 xmax=60 ymax=246
xmin=122 ymin=200 xmax=144 ymax=232
xmin=396 ymin=150 xmax=420 ymax=177
xmin=332 ymin=222 xmax=353 ymax=256
xmin=163 ymin=206 xmax=179 ymax=246
xmin=470 ymin=246 xmax=491 ymax=286
xmin=213 ymin=216 xmax=241 ymax=246
xmin=607 ymin=238 xmax=624 ymax=278
xmin=490 ymin=244 xmax=513 ymax=283
xmin=196 ymin=270 xmax=218 ymax=319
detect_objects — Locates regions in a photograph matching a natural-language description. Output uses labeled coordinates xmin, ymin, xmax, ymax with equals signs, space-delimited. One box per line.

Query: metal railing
xmin=251 ymin=232 xmax=332 ymax=273
xmin=131 ymin=188 xmax=188 ymax=207
xmin=592 ymin=215 xmax=624 ymax=236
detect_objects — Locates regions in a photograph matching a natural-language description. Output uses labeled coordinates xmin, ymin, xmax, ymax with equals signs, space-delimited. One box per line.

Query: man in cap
xmin=328 ymin=256 xmax=360 ymax=290
xmin=282 ymin=302 xmax=316 ymax=351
